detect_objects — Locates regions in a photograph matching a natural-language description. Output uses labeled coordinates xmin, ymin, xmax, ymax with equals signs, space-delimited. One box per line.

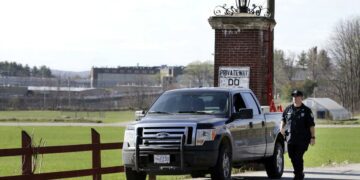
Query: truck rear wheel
xmin=125 ymin=167 xmax=146 ymax=180
xmin=211 ymin=143 xmax=232 ymax=180
xmin=264 ymin=142 xmax=284 ymax=179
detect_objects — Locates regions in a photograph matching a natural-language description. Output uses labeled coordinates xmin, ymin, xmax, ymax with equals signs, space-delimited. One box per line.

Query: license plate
xmin=154 ymin=154 xmax=170 ymax=164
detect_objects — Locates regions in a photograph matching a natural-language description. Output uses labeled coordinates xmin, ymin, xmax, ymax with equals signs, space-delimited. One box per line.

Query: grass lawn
xmin=0 ymin=110 xmax=135 ymax=123
xmin=284 ymin=127 xmax=360 ymax=168
xmin=1 ymin=127 xmax=359 ymax=179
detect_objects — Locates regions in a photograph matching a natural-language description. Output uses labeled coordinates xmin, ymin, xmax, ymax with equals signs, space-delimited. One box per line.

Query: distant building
xmin=90 ymin=66 xmax=184 ymax=88
xmin=303 ymin=98 xmax=352 ymax=120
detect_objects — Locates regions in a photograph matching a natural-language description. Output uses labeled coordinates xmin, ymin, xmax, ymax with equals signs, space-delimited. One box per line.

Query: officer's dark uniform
xmin=282 ymin=96 xmax=315 ymax=179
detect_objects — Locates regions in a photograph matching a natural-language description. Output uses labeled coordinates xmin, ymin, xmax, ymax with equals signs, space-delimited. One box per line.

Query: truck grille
xmin=138 ymin=126 xmax=194 ymax=146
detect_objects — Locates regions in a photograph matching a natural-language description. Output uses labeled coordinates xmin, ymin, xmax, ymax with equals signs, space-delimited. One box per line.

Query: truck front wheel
xmin=125 ymin=167 xmax=146 ymax=180
xmin=211 ymin=143 xmax=232 ymax=180
xmin=264 ymin=142 xmax=284 ymax=179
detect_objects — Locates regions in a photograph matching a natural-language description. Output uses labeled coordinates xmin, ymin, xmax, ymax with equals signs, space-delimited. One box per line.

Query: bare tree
xmin=297 ymin=51 xmax=308 ymax=70
xmin=328 ymin=16 xmax=360 ymax=113
xmin=273 ymin=49 xmax=288 ymax=88
xmin=182 ymin=60 xmax=214 ymax=87
xmin=274 ymin=49 xmax=297 ymax=99
xmin=315 ymin=49 xmax=334 ymax=97
xmin=284 ymin=52 xmax=297 ymax=81
xmin=307 ymin=47 xmax=320 ymax=81
xmin=318 ymin=50 xmax=332 ymax=75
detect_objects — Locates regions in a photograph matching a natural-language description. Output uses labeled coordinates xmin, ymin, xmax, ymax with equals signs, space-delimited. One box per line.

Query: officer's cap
xmin=291 ymin=90 xmax=303 ymax=97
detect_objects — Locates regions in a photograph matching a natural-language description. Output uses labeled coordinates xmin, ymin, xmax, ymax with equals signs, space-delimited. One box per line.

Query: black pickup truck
xmin=122 ymin=87 xmax=285 ymax=180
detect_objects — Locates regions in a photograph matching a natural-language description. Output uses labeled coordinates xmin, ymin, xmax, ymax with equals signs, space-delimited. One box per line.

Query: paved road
xmin=189 ymin=164 xmax=360 ymax=180
xmin=232 ymin=164 xmax=360 ymax=180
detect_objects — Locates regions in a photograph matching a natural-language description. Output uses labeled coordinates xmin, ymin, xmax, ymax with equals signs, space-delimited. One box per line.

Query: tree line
xmin=274 ymin=16 xmax=360 ymax=113
xmin=0 ymin=61 xmax=53 ymax=77
xmin=180 ymin=60 xmax=214 ymax=88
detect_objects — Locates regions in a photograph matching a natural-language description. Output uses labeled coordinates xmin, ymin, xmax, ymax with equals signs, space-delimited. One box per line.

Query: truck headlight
xmin=196 ymin=129 xmax=216 ymax=146
xmin=124 ymin=126 xmax=136 ymax=147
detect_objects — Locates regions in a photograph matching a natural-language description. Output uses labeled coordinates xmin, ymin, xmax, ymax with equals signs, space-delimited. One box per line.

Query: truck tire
xmin=211 ymin=143 xmax=232 ymax=180
xmin=265 ymin=142 xmax=284 ymax=179
xmin=125 ymin=167 xmax=146 ymax=180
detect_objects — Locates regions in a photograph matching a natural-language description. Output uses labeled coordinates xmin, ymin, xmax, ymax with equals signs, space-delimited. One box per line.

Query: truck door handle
xmin=262 ymin=121 xmax=265 ymax=127
xmin=249 ymin=122 xmax=253 ymax=128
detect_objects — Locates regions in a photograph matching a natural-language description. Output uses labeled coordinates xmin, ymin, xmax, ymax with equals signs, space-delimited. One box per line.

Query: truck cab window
xmin=148 ymin=91 xmax=229 ymax=115
xmin=242 ymin=92 xmax=261 ymax=115
xmin=233 ymin=93 xmax=246 ymax=112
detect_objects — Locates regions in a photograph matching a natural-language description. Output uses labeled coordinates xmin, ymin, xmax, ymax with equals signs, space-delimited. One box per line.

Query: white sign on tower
xmin=219 ymin=66 xmax=250 ymax=88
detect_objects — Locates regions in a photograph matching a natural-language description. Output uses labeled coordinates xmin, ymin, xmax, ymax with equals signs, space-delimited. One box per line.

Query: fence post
xmin=22 ymin=131 xmax=32 ymax=175
xmin=91 ymin=128 xmax=101 ymax=180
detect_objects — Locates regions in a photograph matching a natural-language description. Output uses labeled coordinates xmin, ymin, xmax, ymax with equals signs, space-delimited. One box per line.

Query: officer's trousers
xmin=288 ymin=143 xmax=308 ymax=179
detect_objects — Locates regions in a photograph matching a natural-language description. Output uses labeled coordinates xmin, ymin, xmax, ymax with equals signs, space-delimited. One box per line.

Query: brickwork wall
xmin=214 ymin=29 xmax=273 ymax=105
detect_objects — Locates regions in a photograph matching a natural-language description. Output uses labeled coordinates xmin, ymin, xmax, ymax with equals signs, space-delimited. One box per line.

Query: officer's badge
xmin=287 ymin=113 xmax=291 ymax=119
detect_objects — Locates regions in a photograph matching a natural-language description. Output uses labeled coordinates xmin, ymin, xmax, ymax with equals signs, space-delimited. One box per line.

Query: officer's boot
xmin=293 ymin=173 xmax=304 ymax=180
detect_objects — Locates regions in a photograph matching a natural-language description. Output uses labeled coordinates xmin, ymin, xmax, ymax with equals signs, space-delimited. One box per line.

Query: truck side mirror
xmin=231 ymin=108 xmax=253 ymax=120
xmin=135 ymin=110 xmax=146 ymax=121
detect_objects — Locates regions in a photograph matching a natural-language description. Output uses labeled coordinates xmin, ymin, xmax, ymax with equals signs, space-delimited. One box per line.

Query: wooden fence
xmin=0 ymin=128 xmax=156 ymax=180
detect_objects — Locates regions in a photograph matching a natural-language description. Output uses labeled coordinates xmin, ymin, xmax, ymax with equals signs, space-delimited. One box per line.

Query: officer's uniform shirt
xmin=282 ymin=103 xmax=315 ymax=146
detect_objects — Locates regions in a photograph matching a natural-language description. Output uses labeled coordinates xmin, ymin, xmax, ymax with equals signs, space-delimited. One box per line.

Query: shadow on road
xmin=303 ymin=170 xmax=360 ymax=177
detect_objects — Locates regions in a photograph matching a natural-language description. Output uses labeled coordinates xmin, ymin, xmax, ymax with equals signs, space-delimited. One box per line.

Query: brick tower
xmin=209 ymin=0 xmax=276 ymax=105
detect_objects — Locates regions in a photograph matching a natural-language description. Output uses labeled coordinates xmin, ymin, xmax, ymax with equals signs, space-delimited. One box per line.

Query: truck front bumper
xmin=123 ymin=148 xmax=218 ymax=174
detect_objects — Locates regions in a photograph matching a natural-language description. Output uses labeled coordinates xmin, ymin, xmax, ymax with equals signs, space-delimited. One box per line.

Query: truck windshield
xmin=148 ymin=91 xmax=229 ymax=115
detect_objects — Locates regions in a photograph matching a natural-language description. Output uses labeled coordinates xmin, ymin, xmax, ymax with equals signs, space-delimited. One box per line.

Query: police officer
xmin=280 ymin=90 xmax=316 ymax=180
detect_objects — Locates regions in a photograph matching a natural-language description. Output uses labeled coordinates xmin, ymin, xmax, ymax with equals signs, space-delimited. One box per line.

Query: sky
xmin=0 ymin=0 xmax=359 ymax=71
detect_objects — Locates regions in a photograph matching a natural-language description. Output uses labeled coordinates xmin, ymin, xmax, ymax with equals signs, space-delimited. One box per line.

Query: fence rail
xmin=0 ymin=143 xmax=123 ymax=156
xmin=0 ymin=128 xmax=155 ymax=180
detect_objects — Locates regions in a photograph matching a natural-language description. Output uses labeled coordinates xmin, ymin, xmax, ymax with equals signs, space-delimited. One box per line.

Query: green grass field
xmin=296 ymin=127 xmax=360 ymax=167
xmin=0 ymin=111 xmax=135 ymax=123
xmin=0 ymin=127 xmax=359 ymax=179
